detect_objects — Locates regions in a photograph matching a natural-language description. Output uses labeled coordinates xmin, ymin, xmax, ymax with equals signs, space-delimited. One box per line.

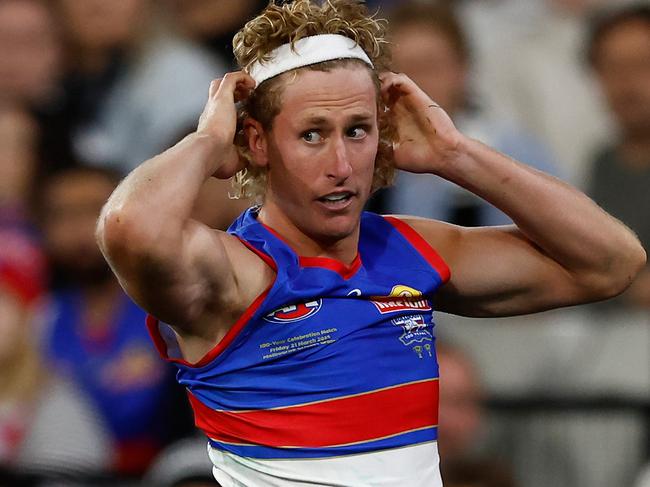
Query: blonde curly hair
xmin=231 ymin=0 xmax=395 ymax=201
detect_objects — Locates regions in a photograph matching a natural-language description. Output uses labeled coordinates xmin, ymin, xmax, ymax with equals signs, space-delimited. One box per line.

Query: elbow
xmin=96 ymin=200 xmax=183 ymax=279
xmin=95 ymin=204 xmax=112 ymax=255
xmin=623 ymin=241 xmax=648 ymax=291
xmin=95 ymin=205 xmax=135 ymax=265
xmin=613 ymin=238 xmax=647 ymax=296
xmin=583 ymin=240 xmax=647 ymax=302
xmin=96 ymin=204 xmax=160 ymax=268
xmin=633 ymin=241 xmax=648 ymax=272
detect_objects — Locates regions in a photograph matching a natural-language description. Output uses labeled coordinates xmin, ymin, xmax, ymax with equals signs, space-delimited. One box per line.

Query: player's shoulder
xmin=215 ymin=229 xmax=276 ymax=301
xmin=382 ymin=214 xmax=463 ymax=253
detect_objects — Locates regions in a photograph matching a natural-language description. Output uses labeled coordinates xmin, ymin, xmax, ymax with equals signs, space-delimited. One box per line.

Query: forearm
xmin=97 ymin=133 xmax=222 ymax=259
xmin=439 ymin=137 xmax=646 ymax=286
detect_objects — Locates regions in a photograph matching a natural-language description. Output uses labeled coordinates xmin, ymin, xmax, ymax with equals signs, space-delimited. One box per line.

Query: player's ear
xmin=244 ymin=118 xmax=269 ymax=168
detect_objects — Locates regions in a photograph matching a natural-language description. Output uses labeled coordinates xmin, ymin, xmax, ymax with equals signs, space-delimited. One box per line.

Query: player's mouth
xmin=316 ymin=191 xmax=355 ymax=211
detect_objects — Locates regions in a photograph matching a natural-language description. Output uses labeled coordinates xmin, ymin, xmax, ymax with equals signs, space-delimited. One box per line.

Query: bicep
xmin=405 ymin=219 xmax=589 ymax=317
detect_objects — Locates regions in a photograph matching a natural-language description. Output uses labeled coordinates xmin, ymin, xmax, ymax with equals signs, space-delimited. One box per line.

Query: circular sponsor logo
xmin=390 ymin=285 xmax=422 ymax=297
xmin=263 ymin=300 xmax=323 ymax=323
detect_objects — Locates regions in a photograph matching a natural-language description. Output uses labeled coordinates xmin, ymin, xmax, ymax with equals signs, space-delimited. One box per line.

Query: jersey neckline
xmin=253 ymin=210 xmax=363 ymax=281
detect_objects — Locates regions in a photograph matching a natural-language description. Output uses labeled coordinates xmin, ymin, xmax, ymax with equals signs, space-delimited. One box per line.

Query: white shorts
xmin=208 ymin=441 xmax=442 ymax=487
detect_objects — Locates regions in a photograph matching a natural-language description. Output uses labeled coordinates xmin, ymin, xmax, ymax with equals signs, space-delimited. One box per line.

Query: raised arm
xmin=96 ymin=72 xmax=267 ymax=334
xmin=381 ymin=73 xmax=646 ymax=317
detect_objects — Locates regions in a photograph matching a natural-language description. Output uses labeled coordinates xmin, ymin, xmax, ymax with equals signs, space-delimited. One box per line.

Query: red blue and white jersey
xmin=147 ymin=208 xmax=450 ymax=485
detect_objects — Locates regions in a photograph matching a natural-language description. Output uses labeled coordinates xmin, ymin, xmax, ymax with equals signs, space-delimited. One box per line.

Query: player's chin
xmin=310 ymin=195 xmax=364 ymax=234
xmin=313 ymin=214 xmax=361 ymax=242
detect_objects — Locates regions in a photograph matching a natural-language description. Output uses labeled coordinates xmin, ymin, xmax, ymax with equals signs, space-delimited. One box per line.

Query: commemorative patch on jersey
xmin=392 ymin=315 xmax=433 ymax=347
xmin=263 ymin=300 xmax=323 ymax=323
xmin=371 ymin=285 xmax=432 ymax=314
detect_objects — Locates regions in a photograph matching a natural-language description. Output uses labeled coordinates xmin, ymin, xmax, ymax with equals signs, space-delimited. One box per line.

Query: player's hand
xmin=197 ymin=71 xmax=256 ymax=179
xmin=380 ymin=72 xmax=464 ymax=175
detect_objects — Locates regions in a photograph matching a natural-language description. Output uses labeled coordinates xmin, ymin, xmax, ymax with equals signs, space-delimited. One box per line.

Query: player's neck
xmin=257 ymin=203 xmax=360 ymax=265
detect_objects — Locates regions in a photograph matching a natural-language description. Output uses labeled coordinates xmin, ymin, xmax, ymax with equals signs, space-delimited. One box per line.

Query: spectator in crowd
xmin=165 ymin=0 xmax=261 ymax=229
xmin=436 ymin=343 xmax=520 ymax=487
xmin=0 ymin=0 xmax=78 ymax=174
xmin=37 ymin=167 xmax=190 ymax=477
xmin=463 ymin=0 xmax=614 ymax=187
xmin=144 ymin=436 xmax=218 ymax=487
xmin=587 ymin=3 xmax=650 ymax=310
xmin=443 ymin=459 xmax=517 ymax=487
xmin=51 ymin=0 xmax=226 ymax=173
xmin=437 ymin=343 xmax=486 ymax=466
xmin=381 ymin=2 xmax=558 ymax=226
xmin=168 ymin=0 xmax=267 ymax=68
xmin=0 ymin=1 xmax=243 ymax=231
xmin=0 ymin=106 xmax=39 ymax=220
xmin=0 ymin=0 xmax=62 ymax=108
xmin=0 ymin=228 xmax=111 ymax=481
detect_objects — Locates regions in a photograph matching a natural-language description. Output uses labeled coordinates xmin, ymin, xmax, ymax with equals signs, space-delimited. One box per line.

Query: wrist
xmin=430 ymin=132 xmax=475 ymax=180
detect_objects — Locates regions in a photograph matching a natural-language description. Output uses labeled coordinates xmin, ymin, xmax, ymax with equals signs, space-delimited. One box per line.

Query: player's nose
xmin=327 ymin=136 xmax=353 ymax=180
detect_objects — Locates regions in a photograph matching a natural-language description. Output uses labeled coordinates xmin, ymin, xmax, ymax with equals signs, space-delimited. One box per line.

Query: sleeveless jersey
xmin=147 ymin=208 xmax=450 ymax=486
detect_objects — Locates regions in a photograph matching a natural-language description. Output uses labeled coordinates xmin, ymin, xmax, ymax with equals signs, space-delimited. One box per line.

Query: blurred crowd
xmin=0 ymin=0 xmax=648 ymax=486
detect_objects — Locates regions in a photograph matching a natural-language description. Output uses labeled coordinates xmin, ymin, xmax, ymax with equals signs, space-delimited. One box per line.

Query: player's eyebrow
xmin=299 ymin=113 xmax=375 ymax=127
xmin=347 ymin=113 xmax=375 ymax=124
xmin=301 ymin=116 xmax=329 ymax=127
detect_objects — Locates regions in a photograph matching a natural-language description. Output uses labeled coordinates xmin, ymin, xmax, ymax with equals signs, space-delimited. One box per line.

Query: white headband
xmin=248 ymin=34 xmax=374 ymax=85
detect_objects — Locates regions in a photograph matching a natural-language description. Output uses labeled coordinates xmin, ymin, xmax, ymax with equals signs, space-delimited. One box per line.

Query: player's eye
xmin=347 ymin=126 xmax=367 ymax=139
xmin=301 ymin=130 xmax=322 ymax=143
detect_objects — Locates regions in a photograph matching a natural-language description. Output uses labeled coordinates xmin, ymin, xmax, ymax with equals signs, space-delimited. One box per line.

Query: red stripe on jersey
xmin=260 ymin=220 xmax=362 ymax=279
xmin=383 ymin=217 xmax=451 ymax=284
xmin=299 ymin=254 xmax=362 ymax=280
xmin=237 ymin=237 xmax=278 ymax=271
xmin=146 ymin=285 xmax=272 ymax=368
xmin=188 ymin=379 xmax=439 ymax=448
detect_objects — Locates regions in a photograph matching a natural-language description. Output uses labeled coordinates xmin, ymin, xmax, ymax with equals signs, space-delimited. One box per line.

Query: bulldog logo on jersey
xmin=263 ymin=300 xmax=323 ymax=323
xmin=371 ymin=285 xmax=432 ymax=314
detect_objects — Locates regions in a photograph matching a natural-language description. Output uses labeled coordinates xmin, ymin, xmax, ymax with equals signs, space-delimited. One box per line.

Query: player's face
xmin=259 ymin=66 xmax=379 ymax=246
xmin=594 ymin=19 xmax=650 ymax=137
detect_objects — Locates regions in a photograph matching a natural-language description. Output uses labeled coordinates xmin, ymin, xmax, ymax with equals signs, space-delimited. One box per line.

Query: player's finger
xmin=233 ymin=78 xmax=255 ymax=103
xmin=379 ymin=72 xmax=398 ymax=93
xmin=209 ymin=78 xmax=223 ymax=98
xmin=380 ymin=72 xmax=410 ymax=94
xmin=240 ymin=72 xmax=256 ymax=90
xmin=380 ymin=79 xmax=404 ymax=107
xmin=215 ymin=71 xmax=256 ymax=101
